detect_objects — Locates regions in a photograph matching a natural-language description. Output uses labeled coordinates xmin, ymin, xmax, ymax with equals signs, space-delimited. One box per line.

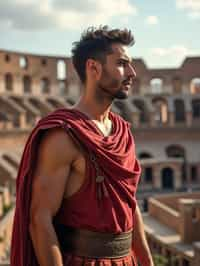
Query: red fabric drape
xmin=11 ymin=108 xmax=141 ymax=266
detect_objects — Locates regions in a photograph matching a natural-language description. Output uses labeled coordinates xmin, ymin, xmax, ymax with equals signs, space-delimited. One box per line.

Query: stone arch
xmin=190 ymin=78 xmax=200 ymax=94
xmin=150 ymin=78 xmax=163 ymax=94
xmin=133 ymin=99 xmax=149 ymax=123
xmin=23 ymin=75 xmax=32 ymax=93
xmin=166 ymin=144 xmax=185 ymax=158
xmin=40 ymin=77 xmax=50 ymax=93
xmin=161 ymin=167 xmax=174 ymax=189
xmin=174 ymin=99 xmax=186 ymax=122
xmin=5 ymin=73 xmax=13 ymax=91
xmin=152 ymin=97 xmax=168 ymax=125
xmin=172 ymin=76 xmax=182 ymax=94
xmin=192 ymin=99 xmax=200 ymax=119
xmin=138 ymin=152 xmax=153 ymax=159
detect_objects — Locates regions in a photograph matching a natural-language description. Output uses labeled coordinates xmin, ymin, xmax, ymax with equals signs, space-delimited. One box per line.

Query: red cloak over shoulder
xmin=11 ymin=108 xmax=141 ymax=266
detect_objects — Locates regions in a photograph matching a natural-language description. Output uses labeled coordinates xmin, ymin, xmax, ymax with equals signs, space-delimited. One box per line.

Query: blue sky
xmin=0 ymin=0 xmax=200 ymax=68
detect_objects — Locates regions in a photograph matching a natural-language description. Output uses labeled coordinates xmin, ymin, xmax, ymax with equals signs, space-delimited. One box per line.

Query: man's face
xmin=97 ymin=43 xmax=136 ymax=100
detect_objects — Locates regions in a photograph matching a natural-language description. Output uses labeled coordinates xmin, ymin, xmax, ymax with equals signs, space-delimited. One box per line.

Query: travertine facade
xmin=0 ymin=49 xmax=199 ymax=264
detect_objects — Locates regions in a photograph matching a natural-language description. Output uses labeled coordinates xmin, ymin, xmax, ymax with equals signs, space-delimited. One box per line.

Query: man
xmin=11 ymin=26 xmax=153 ymax=266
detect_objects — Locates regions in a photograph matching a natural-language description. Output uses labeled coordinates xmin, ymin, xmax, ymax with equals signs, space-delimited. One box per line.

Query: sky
xmin=0 ymin=0 xmax=200 ymax=68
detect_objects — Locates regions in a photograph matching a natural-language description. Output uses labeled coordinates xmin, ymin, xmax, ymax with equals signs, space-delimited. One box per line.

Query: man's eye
xmin=118 ymin=61 xmax=126 ymax=66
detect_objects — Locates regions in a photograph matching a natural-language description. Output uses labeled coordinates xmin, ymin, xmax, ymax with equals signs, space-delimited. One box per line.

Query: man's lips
xmin=122 ymin=79 xmax=132 ymax=86
xmin=122 ymin=81 xmax=132 ymax=86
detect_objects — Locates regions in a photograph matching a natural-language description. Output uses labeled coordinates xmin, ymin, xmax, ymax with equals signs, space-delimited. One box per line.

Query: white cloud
xmin=150 ymin=45 xmax=200 ymax=66
xmin=0 ymin=0 xmax=138 ymax=31
xmin=148 ymin=44 xmax=200 ymax=67
xmin=176 ymin=0 xmax=200 ymax=19
xmin=152 ymin=45 xmax=189 ymax=57
xmin=145 ymin=16 xmax=159 ymax=25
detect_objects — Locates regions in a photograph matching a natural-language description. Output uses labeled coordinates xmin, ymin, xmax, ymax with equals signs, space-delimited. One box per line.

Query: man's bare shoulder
xmin=38 ymin=127 xmax=78 ymax=166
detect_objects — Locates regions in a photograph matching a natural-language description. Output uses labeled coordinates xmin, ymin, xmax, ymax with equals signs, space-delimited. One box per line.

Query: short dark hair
xmin=71 ymin=25 xmax=135 ymax=83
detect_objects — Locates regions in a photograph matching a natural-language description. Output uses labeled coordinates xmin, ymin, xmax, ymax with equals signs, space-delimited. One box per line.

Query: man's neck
xmin=74 ymin=97 xmax=112 ymax=123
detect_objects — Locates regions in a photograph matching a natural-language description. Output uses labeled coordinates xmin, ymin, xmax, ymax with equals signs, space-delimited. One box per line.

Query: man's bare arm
xmin=133 ymin=204 xmax=154 ymax=266
xmin=29 ymin=128 xmax=77 ymax=266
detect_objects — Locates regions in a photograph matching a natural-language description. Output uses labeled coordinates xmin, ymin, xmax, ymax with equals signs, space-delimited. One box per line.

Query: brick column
xmin=2 ymin=187 xmax=11 ymax=207
xmin=14 ymin=75 xmax=23 ymax=95
xmin=149 ymin=112 xmax=156 ymax=127
xmin=0 ymin=195 xmax=3 ymax=217
xmin=168 ymin=112 xmax=175 ymax=127
xmin=0 ymin=73 xmax=4 ymax=93
xmin=19 ymin=112 xmax=27 ymax=128
xmin=5 ymin=121 xmax=13 ymax=130
xmin=174 ymin=166 xmax=182 ymax=189
xmin=186 ymin=111 xmax=192 ymax=127
xmin=179 ymin=199 xmax=195 ymax=243
xmin=154 ymin=167 xmax=161 ymax=189
xmin=32 ymin=78 xmax=41 ymax=95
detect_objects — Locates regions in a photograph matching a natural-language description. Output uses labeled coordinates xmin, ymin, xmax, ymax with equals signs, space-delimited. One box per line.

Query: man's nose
xmin=127 ymin=64 xmax=136 ymax=78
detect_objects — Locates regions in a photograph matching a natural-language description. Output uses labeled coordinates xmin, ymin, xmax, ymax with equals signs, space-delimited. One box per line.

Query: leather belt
xmin=55 ymin=224 xmax=133 ymax=259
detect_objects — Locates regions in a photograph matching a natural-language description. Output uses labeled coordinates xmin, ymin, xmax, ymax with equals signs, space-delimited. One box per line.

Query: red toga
xmin=11 ymin=108 xmax=141 ymax=266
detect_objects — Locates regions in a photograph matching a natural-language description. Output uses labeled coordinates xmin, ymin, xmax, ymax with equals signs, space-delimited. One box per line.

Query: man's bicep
xmin=30 ymin=128 xmax=75 ymax=219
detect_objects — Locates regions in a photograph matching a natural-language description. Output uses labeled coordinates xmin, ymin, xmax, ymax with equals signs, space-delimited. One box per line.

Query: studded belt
xmin=55 ymin=225 xmax=133 ymax=259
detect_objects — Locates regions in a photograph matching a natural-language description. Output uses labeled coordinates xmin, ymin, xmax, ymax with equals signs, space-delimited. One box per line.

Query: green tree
xmin=153 ymin=254 xmax=168 ymax=266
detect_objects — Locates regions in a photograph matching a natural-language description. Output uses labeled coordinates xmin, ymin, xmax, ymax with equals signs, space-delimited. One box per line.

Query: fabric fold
xmin=11 ymin=108 xmax=141 ymax=266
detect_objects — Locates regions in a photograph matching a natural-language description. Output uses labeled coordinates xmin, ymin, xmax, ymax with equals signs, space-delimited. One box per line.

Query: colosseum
xmin=0 ymin=49 xmax=200 ymax=265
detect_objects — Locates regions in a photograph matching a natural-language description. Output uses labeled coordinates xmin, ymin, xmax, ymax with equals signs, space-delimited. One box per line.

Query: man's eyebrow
xmin=118 ymin=57 xmax=132 ymax=64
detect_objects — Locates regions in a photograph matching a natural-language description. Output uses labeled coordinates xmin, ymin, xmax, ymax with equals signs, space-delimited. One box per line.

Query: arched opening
xmin=166 ymin=145 xmax=186 ymax=183
xmin=150 ymin=78 xmax=163 ymax=94
xmin=192 ymin=99 xmax=200 ymax=119
xmin=40 ymin=78 xmax=50 ymax=93
xmin=41 ymin=58 xmax=47 ymax=66
xmin=174 ymin=99 xmax=185 ymax=122
xmin=162 ymin=167 xmax=174 ymax=189
xmin=138 ymin=152 xmax=153 ymax=159
xmin=5 ymin=54 xmax=10 ymax=62
xmin=190 ymin=78 xmax=200 ymax=94
xmin=23 ymin=75 xmax=31 ymax=93
xmin=19 ymin=56 xmax=28 ymax=69
xmin=57 ymin=59 xmax=66 ymax=80
xmin=133 ymin=99 xmax=149 ymax=123
xmin=152 ymin=97 xmax=168 ymax=125
xmin=5 ymin=73 xmax=13 ymax=91
xmin=172 ymin=77 xmax=182 ymax=94
xmin=191 ymin=165 xmax=198 ymax=183
xmin=166 ymin=145 xmax=185 ymax=158
xmin=144 ymin=167 xmax=153 ymax=183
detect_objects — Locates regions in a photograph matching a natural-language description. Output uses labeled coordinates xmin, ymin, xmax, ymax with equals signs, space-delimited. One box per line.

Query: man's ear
xmin=86 ymin=59 xmax=102 ymax=80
